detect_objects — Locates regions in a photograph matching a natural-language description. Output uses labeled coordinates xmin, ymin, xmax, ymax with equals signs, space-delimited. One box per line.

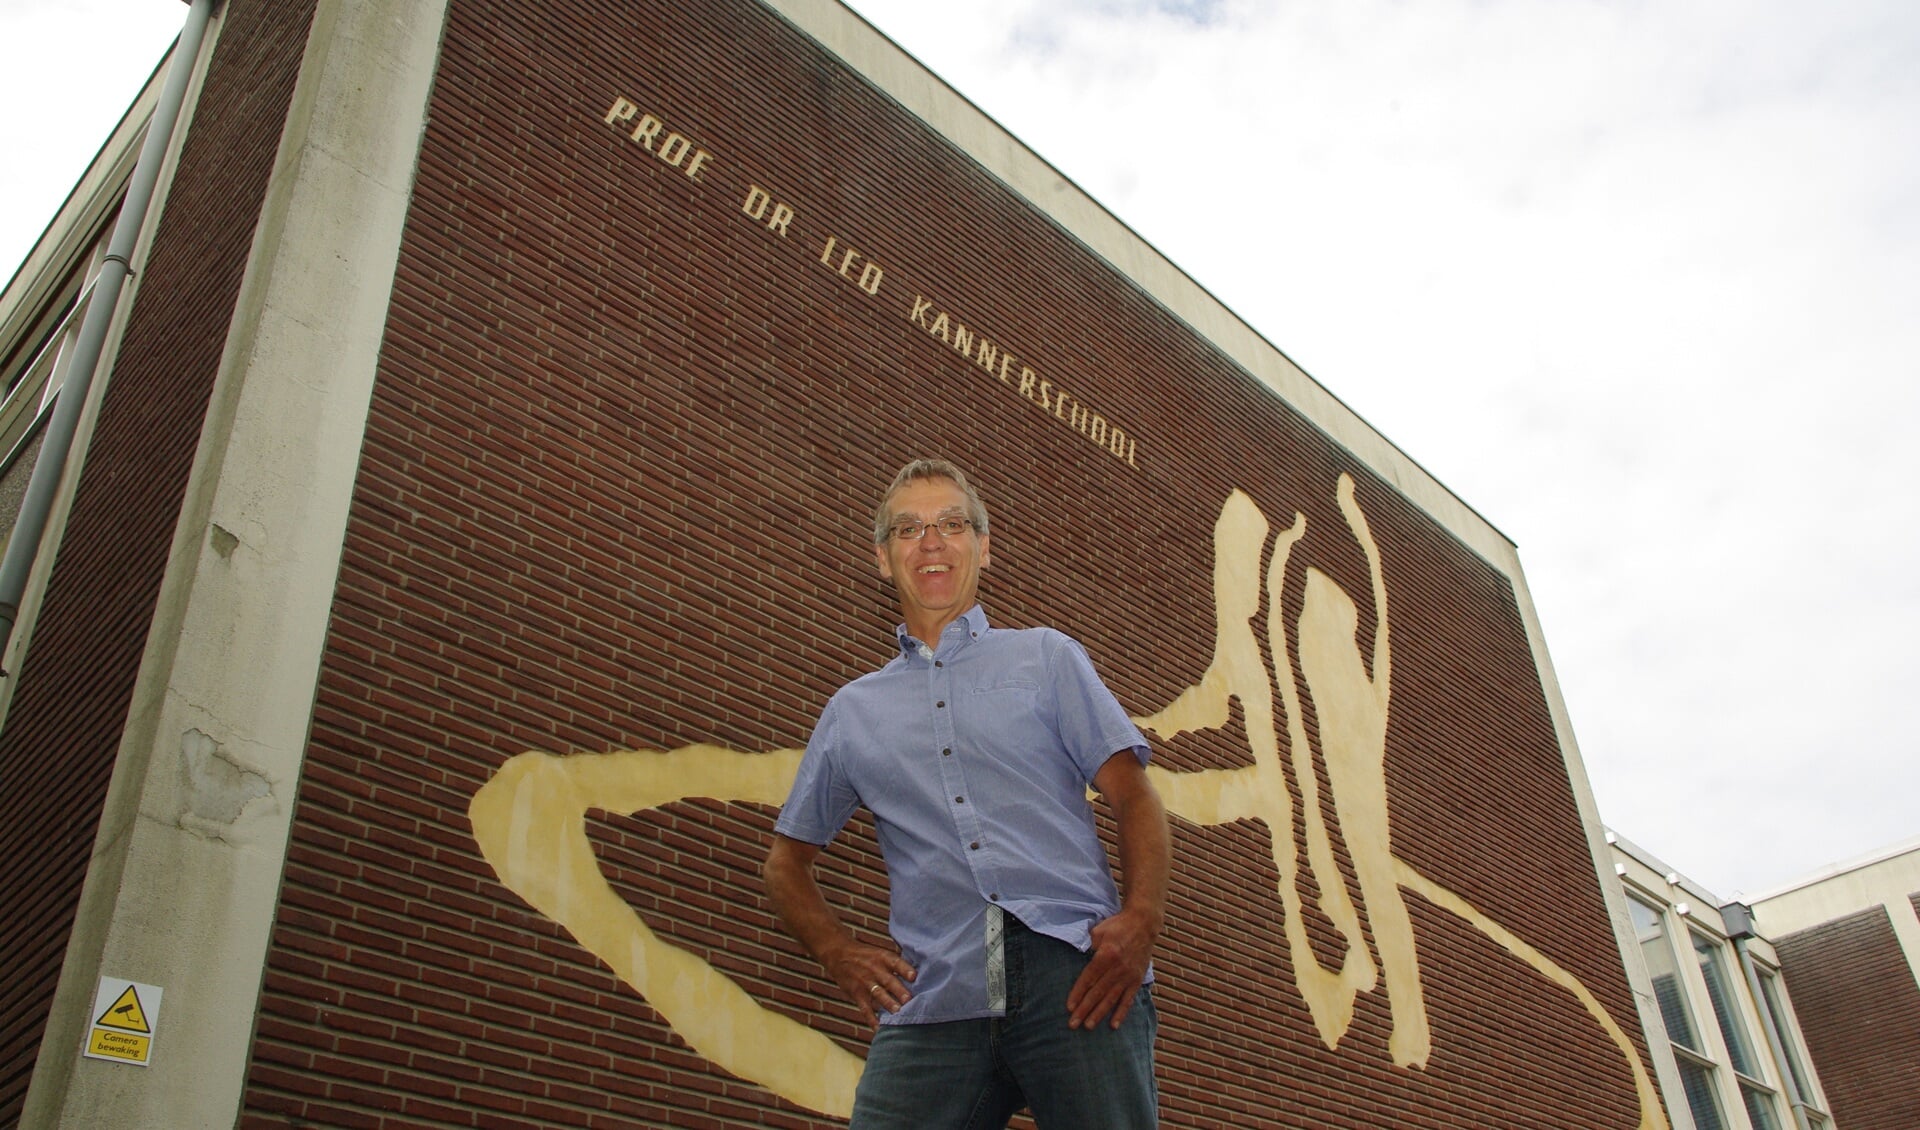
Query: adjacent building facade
xmin=1749 ymin=839 xmax=1920 ymax=1130
xmin=3 ymin=1 xmax=1681 ymax=1126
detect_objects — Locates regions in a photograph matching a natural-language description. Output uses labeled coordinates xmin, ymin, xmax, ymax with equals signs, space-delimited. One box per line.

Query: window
xmin=1692 ymin=930 xmax=1787 ymax=1129
xmin=1630 ymin=897 xmax=1702 ymax=1049
xmin=1756 ymin=967 xmax=1832 ymax=1129
xmin=1693 ymin=931 xmax=1759 ymax=1072
xmin=1737 ymin=1087 xmax=1782 ymax=1130
xmin=1674 ymin=1058 xmax=1728 ymax=1130
xmin=1628 ymin=896 xmax=1728 ymax=1130
xmin=0 ymin=224 xmax=113 ymax=560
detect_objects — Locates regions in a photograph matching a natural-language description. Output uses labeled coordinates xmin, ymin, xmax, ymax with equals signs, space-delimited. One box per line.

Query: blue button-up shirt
xmin=776 ymin=605 xmax=1150 ymax=1024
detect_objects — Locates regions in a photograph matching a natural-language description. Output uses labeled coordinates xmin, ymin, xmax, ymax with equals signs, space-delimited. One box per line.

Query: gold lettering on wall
xmin=741 ymin=185 xmax=796 ymax=238
xmin=906 ymin=293 xmax=1138 ymax=467
xmin=590 ymin=94 xmax=1146 ymax=469
xmin=604 ymin=97 xmax=713 ymax=180
xmin=818 ymin=236 xmax=884 ymax=296
xmin=468 ymin=477 xmax=1668 ymax=1129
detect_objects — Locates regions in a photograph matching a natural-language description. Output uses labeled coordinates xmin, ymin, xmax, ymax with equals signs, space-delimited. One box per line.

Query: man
xmin=763 ymin=458 xmax=1169 ymax=1129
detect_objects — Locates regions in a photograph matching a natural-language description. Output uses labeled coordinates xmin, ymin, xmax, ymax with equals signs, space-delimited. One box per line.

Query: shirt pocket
xmin=972 ymin=678 xmax=1039 ymax=694
xmin=966 ymin=679 xmax=1043 ymax=753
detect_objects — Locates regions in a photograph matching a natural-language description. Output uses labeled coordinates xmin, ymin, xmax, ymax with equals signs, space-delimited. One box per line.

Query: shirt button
xmin=942 ymin=748 xmax=952 ymax=756
xmin=970 ymin=842 xmax=980 ymax=850
xmin=989 ymin=893 xmax=999 ymax=901
xmin=936 ymin=700 xmax=946 ymax=708
xmin=955 ymin=796 xmax=965 ymax=804
xmin=935 ymin=661 xmax=944 ymax=668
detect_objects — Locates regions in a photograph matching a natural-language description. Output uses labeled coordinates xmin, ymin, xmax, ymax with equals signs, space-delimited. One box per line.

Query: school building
xmin=3 ymin=1 xmax=1858 ymax=1126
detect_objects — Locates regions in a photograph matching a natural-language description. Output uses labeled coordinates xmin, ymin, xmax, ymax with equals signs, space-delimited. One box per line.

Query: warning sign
xmin=95 ymin=984 xmax=152 ymax=1033
xmin=84 ymin=978 xmax=162 ymax=1066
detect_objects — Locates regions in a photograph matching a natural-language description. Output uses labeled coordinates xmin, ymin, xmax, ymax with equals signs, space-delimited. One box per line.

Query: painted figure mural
xmin=468 ymin=476 xmax=1665 ymax=1128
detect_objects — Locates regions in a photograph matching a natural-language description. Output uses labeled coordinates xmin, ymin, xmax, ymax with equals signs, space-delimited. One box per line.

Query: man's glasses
xmin=889 ymin=517 xmax=975 ymax=541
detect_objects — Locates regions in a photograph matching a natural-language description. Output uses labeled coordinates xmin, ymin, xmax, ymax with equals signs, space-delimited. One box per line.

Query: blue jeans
xmin=850 ymin=917 xmax=1158 ymax=1129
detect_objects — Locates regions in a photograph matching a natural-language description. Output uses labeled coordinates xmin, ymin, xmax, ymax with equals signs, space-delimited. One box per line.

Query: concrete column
xmin=23 ymin=0 xmax=450 ymax=1125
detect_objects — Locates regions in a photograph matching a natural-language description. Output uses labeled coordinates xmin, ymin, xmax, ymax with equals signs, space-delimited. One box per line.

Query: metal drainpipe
xmin=0 ymin=0 xmax=217 ymax=675
xmin=1722 ymin=901 xmax=1812 ymax=1130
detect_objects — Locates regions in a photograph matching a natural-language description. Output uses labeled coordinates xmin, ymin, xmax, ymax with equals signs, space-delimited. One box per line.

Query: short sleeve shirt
xmin=775 ymin=605 xmax=1150 ymax=1024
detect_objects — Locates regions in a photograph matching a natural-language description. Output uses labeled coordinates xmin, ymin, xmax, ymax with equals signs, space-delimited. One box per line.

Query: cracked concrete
xmin=178 ymin=728 xmax=270 ymax=828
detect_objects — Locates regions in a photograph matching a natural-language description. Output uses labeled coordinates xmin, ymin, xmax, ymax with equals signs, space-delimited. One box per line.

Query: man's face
xmin=874 ymin=477 xmax=991 ymax=639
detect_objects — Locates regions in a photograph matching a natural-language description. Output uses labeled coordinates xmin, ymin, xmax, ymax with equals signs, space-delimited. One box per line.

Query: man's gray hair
xmin=872 ymin=458 xmax=992 ymax=544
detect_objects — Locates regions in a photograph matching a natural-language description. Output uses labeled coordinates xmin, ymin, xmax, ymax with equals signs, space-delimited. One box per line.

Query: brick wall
xmin=240 ymin=0 xmax=1658 ymax=1126
xmin=0 ymin=2 xmax=317 ymax=1122
xmin=1774 ymin=904 xmax=1920 ymax=1130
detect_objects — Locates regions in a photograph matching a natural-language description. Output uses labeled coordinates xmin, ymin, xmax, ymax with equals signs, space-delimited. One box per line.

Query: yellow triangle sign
xmin=94 ymin=984 xmax=151 ymax=1034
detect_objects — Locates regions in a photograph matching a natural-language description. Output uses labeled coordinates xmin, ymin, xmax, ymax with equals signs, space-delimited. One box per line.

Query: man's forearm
xmin=1070 ymin=755 xmax=1170 ymax=1028
xmin=763 ymin=839 xmax=854 ymax=964
xmin=1113 ymin=783 xmax=1171 ymax=931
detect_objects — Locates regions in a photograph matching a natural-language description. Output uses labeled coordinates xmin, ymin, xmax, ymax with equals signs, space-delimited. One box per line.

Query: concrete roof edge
xmin=1743 ymin=832 xmax=1920 ymax=907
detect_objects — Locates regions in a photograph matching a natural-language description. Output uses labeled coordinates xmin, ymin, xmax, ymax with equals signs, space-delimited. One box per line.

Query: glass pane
xmin=1740 ymin=1083 xmax=1783 ymax=1130
xmin=1692 ymin=931 xmax=1759 ymax=1074
xmin=1677 ymin=1057 xmax=1727 ymax=1130
xmin=1629 ymin=897 xmax=1701 ymax=1051
xmin=1758 ymin=969 xmax=1816 ymax=1101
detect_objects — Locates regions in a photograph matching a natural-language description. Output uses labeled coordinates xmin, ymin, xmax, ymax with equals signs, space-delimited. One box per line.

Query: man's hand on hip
xmin=823 ymin=937 xmax=918 ymax=1028
xmin=1065 ymin=905 xmax=1158 ymax=1030
xmin=764 ymin=834 xmax=917 ymax=1028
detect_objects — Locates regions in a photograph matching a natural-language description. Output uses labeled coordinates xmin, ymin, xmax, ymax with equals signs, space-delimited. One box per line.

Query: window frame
xmin=1752 ymin=961 xmax=1833 ymax=1130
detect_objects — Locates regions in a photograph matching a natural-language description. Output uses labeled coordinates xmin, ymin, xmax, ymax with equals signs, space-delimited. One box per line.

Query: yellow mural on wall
xmin=467 ymin=474 xmax=1668 ymax=1127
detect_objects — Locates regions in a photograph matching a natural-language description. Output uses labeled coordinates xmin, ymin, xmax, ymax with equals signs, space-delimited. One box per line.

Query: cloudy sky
xmin=2 ymin=0 xmax=1914 ymax=900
